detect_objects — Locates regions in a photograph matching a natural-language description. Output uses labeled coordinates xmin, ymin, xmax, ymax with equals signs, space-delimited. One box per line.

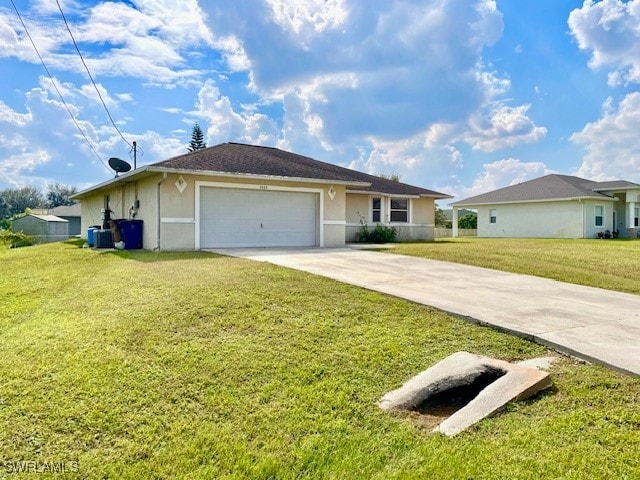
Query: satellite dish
xmin=108 ymin=157 xmax=132 ymax=176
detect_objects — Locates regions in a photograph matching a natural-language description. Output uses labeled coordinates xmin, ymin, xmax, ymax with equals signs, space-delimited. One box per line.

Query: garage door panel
xmin=200 ymin=187 xmax=318 ymax=248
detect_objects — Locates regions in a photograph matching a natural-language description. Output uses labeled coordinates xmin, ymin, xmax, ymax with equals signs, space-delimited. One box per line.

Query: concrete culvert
xmin=378 ymin=351 xmax=554 ymax=436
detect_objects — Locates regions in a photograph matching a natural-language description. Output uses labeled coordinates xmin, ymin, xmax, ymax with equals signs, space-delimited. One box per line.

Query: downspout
xmin=155 ymin=173 xmax=167 ymax=251
xmin=579 ymin=199 xmax=584 ymax=238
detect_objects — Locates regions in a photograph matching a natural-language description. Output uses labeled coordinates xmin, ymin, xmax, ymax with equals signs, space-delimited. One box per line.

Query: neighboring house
xmin=73 ymin=143 xmax=451 ymax=250
xmin=48 ymin=203 xmax=81 ymax=236
xmin=11 ymin=214 xmax=69 ymax=243
xmin=451 ymin=174 xmax=640 ymax=239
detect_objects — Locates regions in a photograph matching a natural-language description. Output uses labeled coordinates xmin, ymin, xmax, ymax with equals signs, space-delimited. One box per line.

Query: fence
xmin=434 ymin=228 xmax=477 ymax=238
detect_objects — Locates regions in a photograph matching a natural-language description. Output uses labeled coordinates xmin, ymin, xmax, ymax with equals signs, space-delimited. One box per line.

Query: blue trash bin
xmin=87 ymin=226 xmax=100 ymax=247
xmin=119 ymin=220 xmax=143 ymax=249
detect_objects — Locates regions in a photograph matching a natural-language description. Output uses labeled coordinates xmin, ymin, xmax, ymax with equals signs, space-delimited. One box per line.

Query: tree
xmin=0 ymin=187 xmax=45 ymax=219
xmin=378 ymin=172 xmax=400 ymax=182
xmin=46 ymin=183 xmax=78 ymax=208
xmin=187 ymin=123 xmax=207 ymax=152
xmin=435 ymin=207 xmax=449 ymax=228
xmin=458 ymin=213 xmax=477 ymax=229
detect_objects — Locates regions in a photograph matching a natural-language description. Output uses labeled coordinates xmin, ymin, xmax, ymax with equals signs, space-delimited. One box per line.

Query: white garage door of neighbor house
xmin=200 ymin=187 xmax=319 ymax=248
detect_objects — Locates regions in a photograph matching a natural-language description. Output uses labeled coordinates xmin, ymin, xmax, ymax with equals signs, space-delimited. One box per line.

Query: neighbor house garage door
xmin=199 ymin=187 xmax=318 ymax=248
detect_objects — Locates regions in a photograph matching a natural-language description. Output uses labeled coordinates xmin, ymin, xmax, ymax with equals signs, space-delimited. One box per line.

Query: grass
xmin=388 ymin=238 xmax=640 ymax=294
xmin=0 ymin=240 xmax=638 ymax=479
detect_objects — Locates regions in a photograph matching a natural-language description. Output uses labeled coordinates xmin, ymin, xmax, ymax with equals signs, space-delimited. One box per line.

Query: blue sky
xmin=1 ymin=0 xmax=640 ymax=204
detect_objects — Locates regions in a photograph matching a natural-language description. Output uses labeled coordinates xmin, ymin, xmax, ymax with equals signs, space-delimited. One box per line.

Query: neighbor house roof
xmin=452 ymin=174 xmax=639 ymax=206
xmin=74 ymin=142 xmax=451 ymax=199
xmin=48 ymin=203 xmax=81 ymax=217
xmin=17 ymin=214 xmax=68 ymax=223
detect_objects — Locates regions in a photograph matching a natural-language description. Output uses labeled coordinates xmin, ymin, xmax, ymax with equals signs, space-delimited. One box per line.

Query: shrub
xmin=356 ymin=223 xmax=397 ymax=243
xmin=0 ymin=230 xmax=33 ymax=248
xmin=355 ymin=211 xmax=397 ymax=243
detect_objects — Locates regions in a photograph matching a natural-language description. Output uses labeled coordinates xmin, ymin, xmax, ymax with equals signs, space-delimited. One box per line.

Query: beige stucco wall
xmin=80 ymin=172 xmax=440 ymax=249
xmin=412 ymin=197 xmax=435 ymax=225
xmin=79 ymin=173 xmax=351 ymax=250
xmin=80 ymin=175 xmax=163 ymax=250
xmin=346 ymin=194 xmax=370 ymax=224
xmin=345 ymin=193 xmax=436 ymax=241
xmin=475 ymin=200 xmax=615 ymax=238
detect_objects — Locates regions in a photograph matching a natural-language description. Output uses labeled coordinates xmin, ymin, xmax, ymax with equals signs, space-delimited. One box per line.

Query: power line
xmin=9 ymin=0 xmax=110 ymax=171
xmin=55 ymin=0 xmax=133 ymax=150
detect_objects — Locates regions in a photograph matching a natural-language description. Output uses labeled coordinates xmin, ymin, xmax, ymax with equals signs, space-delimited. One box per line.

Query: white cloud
xmin=78 ymin=83 xmax=118 ymax=108
xmin=0 ymin=101 xmax=32 ymax=126
xmin=193 ymin=79 xmax=279 ymax=146
xmin=0 ymin=148 xmax=52 ymax=189
xmin=0 ymin=81 xmax=187 ymax=189
xmin=571 ymin=92 xmax=640 ymax=182
xmin=2 ymin=1 xmax=214 ymax=86
xmin=213 ymin=35 xmax=251 ymax=72
xmin=115 ymin=93 xmax=133 ymax=102
xmin=266 ymin=0 xmax=348 ymax=39
xmin=201 ymin=0 xmax=505 ymax=146
xmin=569 ymin=0 xmax=640 ymax=86
xmin=465 ymin=103 xmax=547 ymax=152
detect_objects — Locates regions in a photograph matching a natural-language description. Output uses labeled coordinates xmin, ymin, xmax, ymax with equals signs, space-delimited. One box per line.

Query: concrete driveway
xmin=212 ymin=247 xmax=640 ymax=376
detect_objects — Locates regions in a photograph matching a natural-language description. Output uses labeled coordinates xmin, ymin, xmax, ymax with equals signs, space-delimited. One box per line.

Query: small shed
xmin=48 ymin=203 xmax=81 ymax=236
xmin=12 ymin=214 xmax=69 ymax=243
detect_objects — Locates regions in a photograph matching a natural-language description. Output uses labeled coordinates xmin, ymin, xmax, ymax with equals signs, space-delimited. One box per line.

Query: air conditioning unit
xmin=94 ymin=229 xmax=114 ymax=249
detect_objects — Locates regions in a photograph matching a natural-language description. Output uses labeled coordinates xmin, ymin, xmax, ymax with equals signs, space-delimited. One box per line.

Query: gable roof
xmin=48 ymin=203 xmax=81 ymax=217
xmin=154 ymin=143 xmax=450 ymax=198
xmin=15 ymin=214 xmax=68 ymax=223
xmin=74 ymin=142 xmax=451 ymax=199
xmin=452 ymin=174 xmax=640 ymax=206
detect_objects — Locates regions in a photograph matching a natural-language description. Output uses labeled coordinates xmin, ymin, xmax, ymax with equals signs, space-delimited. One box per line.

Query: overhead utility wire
xmin=55 ymin=0 xmax=133 ymax=150
xmin=9 ymin=0 xmax=109 ymax=171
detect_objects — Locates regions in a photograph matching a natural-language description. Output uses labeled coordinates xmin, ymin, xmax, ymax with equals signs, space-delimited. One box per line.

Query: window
xmin=489 ymin=209 xmax=497 ymax=224
xmin=372 ymin=197 xmax=381 ymax=223
xmin=635 ymin=207 xmax=639 ymax=227
xmin=595 ymin=205 xmax=603 ymax=227
xmin=390 ymin=198 xmax=408 ymax=222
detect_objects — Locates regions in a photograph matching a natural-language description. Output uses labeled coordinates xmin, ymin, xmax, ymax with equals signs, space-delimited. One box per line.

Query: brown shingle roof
xmin=451 ymin=174 xmax=636 ymax=206
xmin=153 ymin=142 xmax=450 ymax=198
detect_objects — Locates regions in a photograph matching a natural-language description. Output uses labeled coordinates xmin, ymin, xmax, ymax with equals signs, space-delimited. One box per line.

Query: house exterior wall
xmin=79 ymin=173 xmax=440 ymax=249
xmin=61 ymin=216 xmax=81 ymax=236
xmin=81 ymin=173 xmax=350 ymax=250
xmin=474 ymin=200 xmax=615 ymax=238
xmin=80 ymin=176 xmax=160 ymax=250
xmin=345 ymin=193 xmax=436 ymax=242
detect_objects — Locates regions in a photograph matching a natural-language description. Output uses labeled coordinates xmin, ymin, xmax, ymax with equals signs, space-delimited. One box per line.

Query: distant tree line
xmin=0 ymin=183 xmax=78 ymax=222
xmin=435 ymin=207 xmax=477 ymax=229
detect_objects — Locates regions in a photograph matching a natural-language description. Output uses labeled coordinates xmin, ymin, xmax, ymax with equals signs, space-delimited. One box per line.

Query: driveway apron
xmin=211 ymin=247 xmax=640 ymax=376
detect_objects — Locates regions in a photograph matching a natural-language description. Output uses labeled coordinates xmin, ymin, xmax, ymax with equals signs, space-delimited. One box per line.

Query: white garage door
xmin=200 ymin=187 xmax=318 ymax=248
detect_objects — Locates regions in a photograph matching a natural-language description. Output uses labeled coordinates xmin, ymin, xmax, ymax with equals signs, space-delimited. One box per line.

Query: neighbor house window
xmin=635 ymin=207 xmax=639 ymax=227
xmin=595 ymin=205 xmax=604 ymax=227
xmin=390 ymin=198 xmax=408 ymax=222
xmin=372 ymin=197 xmax=381 ymax=223
xmin=489 ymin=209 xmax=497 ymax=224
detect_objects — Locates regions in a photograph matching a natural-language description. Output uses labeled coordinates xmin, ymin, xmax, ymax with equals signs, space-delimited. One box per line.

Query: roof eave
xmin=72 ymin=165 xmax=372 ymax=199
xmin=451 ymin=195 xmax=617 ymax=207
xmin=71 ymin=166 xmax=153 ymax=199
xmin=346 ymin=189 xmax=452 ymax=199
xmin=150 ymin=166 xmax=371 ymax=187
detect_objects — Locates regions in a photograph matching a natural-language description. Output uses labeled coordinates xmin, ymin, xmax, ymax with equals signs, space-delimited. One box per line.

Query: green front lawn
xmin=0 ymin=241 xmax=638 ymax=479
xmin=390 ymin=238 xmax=640 ymax=294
